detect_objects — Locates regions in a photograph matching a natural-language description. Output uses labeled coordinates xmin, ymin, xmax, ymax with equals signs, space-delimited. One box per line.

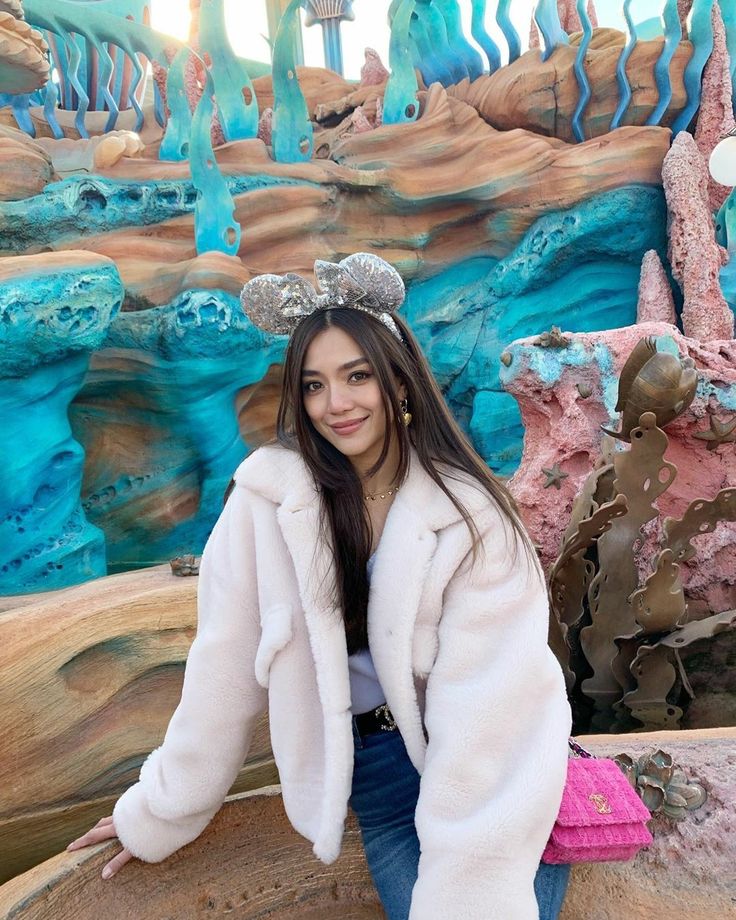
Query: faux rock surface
xmin=501 ymin=321 xmax=736 ymax=619
xmin=0 ymin=252 xmax=123 ymax=593
xmin=0 ymin=123 xmax=55 ymax=201
xmin=450 ymin=31 xmax=692 ymax=142
xmin=636 ymin=249 xmax=677 ymax=324
xmin=0 ymin=565 xmax=275 ymax=882
xmin=561 ymin=728 xmax=736 ymax=920
xmin=1 ymin=729 xmax=733 ymax=920
xmin=0 ymin=8 xmax=48 ymax=95
xmin=663 ymin=131 xmax=734 ymax=341
xmin=694 ymin=2 xmax=736 ymax=213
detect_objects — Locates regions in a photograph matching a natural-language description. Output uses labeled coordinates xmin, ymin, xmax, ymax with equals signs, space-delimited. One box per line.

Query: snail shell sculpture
xmin=601 ymin=337 xmax=698 ymax=442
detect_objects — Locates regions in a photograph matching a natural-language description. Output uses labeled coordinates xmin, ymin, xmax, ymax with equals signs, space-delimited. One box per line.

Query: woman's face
xmin=301 ymin=325 xmax=405 ymax=471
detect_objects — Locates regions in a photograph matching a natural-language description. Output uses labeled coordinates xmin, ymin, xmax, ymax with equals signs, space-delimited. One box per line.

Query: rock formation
xmin=0 ymin=564 xmax=275 ymax=881
xmin=0 ymin=252 xmax=123 ymax=593
xmin=694 ymin=2 xmax=736 ymax=213
xmin=450 ymin=32 xmax=691 ymax=142
xmin=636 ymin=250 xmax=677 ymax=324
xmin=662 ymin=131 xmax=733 ymax=341
xmin=501 ymin=321 xmax=736 ymax=620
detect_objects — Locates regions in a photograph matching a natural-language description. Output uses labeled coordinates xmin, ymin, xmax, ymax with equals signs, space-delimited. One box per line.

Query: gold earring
xmin=400 ymin=397 xmax=412 ymax=427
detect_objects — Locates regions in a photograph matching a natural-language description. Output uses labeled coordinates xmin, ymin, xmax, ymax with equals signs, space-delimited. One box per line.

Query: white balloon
xmin=709 ymin=135 xmax=736 ymax=187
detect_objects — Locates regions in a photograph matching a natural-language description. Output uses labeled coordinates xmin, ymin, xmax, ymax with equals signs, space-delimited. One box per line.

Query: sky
xmin=150 ymin=0 xmax=666 ymax=80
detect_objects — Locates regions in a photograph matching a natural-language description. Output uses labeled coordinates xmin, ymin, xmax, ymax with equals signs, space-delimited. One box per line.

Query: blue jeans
xmin=350 ymin=723 xmax=570 ymax=920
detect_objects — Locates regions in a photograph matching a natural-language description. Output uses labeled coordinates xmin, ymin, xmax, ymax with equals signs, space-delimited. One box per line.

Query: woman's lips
xmin=330 ymin=417 xmax=367 ymax=436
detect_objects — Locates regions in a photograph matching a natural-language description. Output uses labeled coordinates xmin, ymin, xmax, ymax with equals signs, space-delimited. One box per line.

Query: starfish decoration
xmin=542 ymin=463 xmax=569 ymax=490
xmin=693 ymin=413 xmax=736 ymax=451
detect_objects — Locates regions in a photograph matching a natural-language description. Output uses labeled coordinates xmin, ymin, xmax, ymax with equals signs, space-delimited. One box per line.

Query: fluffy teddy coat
xmin=113 ymin=444 xmax=571 ymax=919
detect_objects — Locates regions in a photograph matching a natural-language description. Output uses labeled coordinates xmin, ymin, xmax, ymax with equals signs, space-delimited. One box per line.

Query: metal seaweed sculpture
xmin=548 ymin=338 xmax=736 ymax=733
xmin=580 ymin=411 xmax=677 ymax=723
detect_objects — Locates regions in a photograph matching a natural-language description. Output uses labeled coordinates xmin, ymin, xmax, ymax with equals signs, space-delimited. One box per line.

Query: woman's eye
xmin=350 ymin=371 xmax=371 ymax=382
xmin=302 ymin=381 xmax=321 ymax=393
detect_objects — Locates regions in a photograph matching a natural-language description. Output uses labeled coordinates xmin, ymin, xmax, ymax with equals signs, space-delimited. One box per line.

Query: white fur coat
xmin=113 ymin=444 xmax=571 ymax=919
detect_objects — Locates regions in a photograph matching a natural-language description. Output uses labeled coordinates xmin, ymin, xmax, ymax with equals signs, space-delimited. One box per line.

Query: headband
xmin=239 ymin=252 xmax=405 ymax=342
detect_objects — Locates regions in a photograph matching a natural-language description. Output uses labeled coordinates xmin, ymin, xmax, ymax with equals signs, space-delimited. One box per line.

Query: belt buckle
xmin=376 ymin=703 xmax=397 ymax=732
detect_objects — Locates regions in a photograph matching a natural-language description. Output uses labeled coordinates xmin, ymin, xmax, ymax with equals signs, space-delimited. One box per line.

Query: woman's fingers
xmin=101 ymin=847 xmax=133 ymax=880
xmin=67 ymin=816 xmax=118 ymax=851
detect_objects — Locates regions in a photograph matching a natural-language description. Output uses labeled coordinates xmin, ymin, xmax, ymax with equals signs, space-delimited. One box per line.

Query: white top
xmin=348 ymin=552 xmax=386 ymax=714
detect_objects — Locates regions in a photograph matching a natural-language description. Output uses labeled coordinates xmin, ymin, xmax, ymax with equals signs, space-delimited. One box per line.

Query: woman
xmin=69 ymin=253 xmax=572 ymax=920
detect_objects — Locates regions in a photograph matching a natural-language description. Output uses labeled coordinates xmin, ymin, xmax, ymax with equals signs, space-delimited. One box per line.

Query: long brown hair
xmin=276 ymin=307 xmax=535 ymax=653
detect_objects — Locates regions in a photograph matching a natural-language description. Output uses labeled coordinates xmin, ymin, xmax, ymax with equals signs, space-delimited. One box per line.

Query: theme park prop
xmin=543 ymin=335 xmax=736 ymax=733
xmin=1 ymin=0 xmax=734 ymax=591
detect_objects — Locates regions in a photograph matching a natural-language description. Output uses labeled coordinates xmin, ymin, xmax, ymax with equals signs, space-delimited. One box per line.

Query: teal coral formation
xmin=718 ymin=189 xmax=736 ymax=317
xmin=404 ymin=185 xmax=667 ymax=475
xmin=70 ymin=290 xmax=285 ymax=571
xmin=0 ymin=174 xmax=314 ymax=255
xmin=0 ymin=178 xmax=670 ymax=584
xmin=0 ymin=259 xmax=123 ymax=593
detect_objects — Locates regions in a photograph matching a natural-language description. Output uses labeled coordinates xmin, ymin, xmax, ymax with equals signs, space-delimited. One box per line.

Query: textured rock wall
xmin=0 ymin=253 xmax=122 ymax=592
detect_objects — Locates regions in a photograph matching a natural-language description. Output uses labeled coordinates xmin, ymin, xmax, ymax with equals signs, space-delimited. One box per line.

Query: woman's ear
xmin=397 ymin=378 xmax=408 ymax=401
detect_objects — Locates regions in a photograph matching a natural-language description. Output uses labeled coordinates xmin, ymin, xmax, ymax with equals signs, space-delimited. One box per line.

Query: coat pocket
xmin=254 ymin=603 xmax=293 ymax=688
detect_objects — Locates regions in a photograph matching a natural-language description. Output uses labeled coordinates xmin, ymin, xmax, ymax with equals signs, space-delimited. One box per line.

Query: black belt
xmin=353 ymin=703 xmax=398 ymax=738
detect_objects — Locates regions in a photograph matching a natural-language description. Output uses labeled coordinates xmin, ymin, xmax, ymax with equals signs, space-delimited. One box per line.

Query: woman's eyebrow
xmin=301 ymin=357 xmax=370 ymax=376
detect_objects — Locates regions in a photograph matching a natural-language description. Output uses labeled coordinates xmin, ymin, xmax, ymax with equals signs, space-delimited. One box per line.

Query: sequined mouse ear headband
xmin=239 ymin=252 xmax=405 ymax=342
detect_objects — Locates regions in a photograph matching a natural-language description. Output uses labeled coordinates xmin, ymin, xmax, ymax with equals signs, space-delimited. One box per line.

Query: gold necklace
xmin=364 ymin=485 xmax=399 ymax=502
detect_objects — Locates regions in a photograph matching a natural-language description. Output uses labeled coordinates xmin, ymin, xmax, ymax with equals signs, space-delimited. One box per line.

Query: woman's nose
xmin=327 ymin=386 xmax=354 ymax=413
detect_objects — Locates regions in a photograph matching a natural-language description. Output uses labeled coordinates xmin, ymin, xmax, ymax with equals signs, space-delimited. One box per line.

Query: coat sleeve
xmin=112 ymin=482 xmax=268 ymax=862
xmin=410 ymin=503 xmax=571 ymax=920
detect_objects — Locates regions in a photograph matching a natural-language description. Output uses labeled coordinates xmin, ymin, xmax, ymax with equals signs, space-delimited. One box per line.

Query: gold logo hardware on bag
xmin=588 ymin=793 xmax=612 ymax=814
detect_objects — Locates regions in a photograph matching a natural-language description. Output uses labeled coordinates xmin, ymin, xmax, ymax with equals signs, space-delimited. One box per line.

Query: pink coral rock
xmin=530 ymin=0 xmax=598 ymax=48
xmin=350 ymin=105 xmax=374 ymax=134
xmin=677 ymin=0 xmax=693 ymax=32
xmin=636 ymin=250 xmax=677 ymax=324
xmin=662 ymin=131 xmax=733 ymax=341
xmin=360 ymin=47 xmax=389 ymax=86
xmin=257 ymin=107 xmax=273 ymax=146
xmin=501 ymin=321 xmax=736 ymax=618
xmin=694 ymin=2 xmax=736 ymax=212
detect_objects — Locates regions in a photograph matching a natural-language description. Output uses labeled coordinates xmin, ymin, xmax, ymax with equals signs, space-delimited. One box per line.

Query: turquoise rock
xmin=0 ymin=174 xmax=314 ymax=256
xmin=718 ymin=188 xmax=736 ymax=316
xmin=403 ymin=186 xmax=666 ymax=476
xmin=0 ymin=259 xmax=122 ymax=594
xmin=70 ymin=290 xmax=285 ymax=570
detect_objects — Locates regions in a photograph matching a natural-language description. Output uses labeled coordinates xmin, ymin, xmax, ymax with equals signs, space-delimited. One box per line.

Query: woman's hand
xmin=67 ymin=815 xmax=134 ymax=879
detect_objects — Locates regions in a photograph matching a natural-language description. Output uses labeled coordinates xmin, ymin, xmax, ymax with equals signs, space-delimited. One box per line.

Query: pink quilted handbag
xmin=542 ymin=744 xmax=653 ymax=864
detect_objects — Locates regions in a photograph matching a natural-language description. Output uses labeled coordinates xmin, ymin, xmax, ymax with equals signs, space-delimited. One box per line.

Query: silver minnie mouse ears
xmin=239 ymin=252 xmax=405 ymax=342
